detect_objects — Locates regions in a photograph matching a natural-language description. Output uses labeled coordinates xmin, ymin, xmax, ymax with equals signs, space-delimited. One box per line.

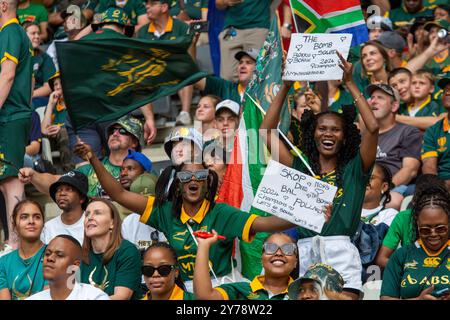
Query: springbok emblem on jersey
xmin=89 ymin=266 xmax=110 ymax=291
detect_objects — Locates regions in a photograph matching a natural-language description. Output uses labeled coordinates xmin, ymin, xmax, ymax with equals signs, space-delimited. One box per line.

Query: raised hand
xmin=336 ymin=50 xmax=354 ymax=84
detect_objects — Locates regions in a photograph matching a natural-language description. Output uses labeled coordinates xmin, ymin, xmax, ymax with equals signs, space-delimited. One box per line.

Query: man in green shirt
xmin=137 ymin=0 xmax=194 ymax=126
xmin=389 ymin=0 xmax=434 ymax=28
xmin=216 ymin=0 xmax=271 ymax=82
xmin=0 ymin=0 xmax=33 ymax=249
xmin=94 ymin=0 xmax=149 ymax=30
xmin=17 ymin=0 xmax=48 ymax=42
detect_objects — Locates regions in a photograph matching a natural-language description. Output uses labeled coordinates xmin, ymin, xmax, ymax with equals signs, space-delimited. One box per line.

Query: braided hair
xmin=374 ymin=162 xmax=394 ymax=207
xmin=412 ymin=183 xmax=450 ymax=241
xmin=143 ymin=242 xmax=186 ymax=291
xmin=299 ymin=105 xmax=360 ymax=187
xmin=153 ymin=163 xmax=219 ymax=218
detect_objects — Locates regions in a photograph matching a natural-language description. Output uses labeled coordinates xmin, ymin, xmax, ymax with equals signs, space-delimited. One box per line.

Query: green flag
xmin=55 ymin=33 xmax=207 ymax=130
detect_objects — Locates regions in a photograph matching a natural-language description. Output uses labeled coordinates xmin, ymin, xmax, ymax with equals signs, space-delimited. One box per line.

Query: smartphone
xmin=434 ymin=288 xmax=450 ymax=297
xmin=189 ymin=21 xmax=209 ymax=34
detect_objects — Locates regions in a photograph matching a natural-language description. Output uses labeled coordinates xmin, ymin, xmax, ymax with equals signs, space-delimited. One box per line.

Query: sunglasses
xmin=141 ymin=264 xmax=176 ymax=277
xmin=176 ymin=169 xmax=209 ymax=183
xmin=263 ymin=243 xmax=297 ymax=256
xmin=108 ymin=127 xmax=129 ymax=136
xmin=418 ymin=225 xmax=449 ymax=236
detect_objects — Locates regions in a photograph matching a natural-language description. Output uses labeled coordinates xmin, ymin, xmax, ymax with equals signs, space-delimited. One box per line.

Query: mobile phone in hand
xmin=189 ymin=21 xmax=209 ymax=34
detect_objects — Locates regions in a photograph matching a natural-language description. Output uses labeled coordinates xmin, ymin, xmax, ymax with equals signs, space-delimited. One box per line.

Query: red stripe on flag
xmin=217 ymin=135 xmax=243 ymax=209
xmin=302 ymin=0 xmax=361 ymax=16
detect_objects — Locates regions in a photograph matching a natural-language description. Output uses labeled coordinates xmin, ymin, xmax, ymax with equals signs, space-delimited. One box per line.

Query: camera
xmin=437 ymin=28 xmax=449 ymax=42
xmin=188 ymin=21 xmax=209 ymax=34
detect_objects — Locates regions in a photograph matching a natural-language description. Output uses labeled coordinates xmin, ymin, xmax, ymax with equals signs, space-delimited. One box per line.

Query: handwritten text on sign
xmin=282 ymin=33 xmax=353 ymax=81
xmin=252 ymin=160 xmax=337 ymax=233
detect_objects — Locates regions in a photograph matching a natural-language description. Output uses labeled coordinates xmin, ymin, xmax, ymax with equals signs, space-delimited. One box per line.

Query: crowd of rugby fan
xmin=0 ymin=0 xmax=449 ymax=301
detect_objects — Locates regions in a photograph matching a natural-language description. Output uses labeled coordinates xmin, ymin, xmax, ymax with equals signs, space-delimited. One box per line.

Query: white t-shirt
xmin=361 ymin=206 xmax=398 ymax=226
xmin=41 ymin=213 xmax=85 ymax=245
xmin=121 ymin=213 xmax=167 ymax=251
xmin=26 ymin=283 xmax=110 ymax=300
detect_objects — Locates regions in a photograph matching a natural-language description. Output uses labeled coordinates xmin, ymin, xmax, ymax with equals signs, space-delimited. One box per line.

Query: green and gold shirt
xmin=398 ymin=96 xmax=446 ymax=117
xmin=76 ymin=157 xmax=121 ymax=198
xmin=142 ymin=284 xmax=195 ymax=300
xmin=421 ymin=117 xmax=450 ymax=180
xmin=137 ymin=17 xmax=189 ymax=41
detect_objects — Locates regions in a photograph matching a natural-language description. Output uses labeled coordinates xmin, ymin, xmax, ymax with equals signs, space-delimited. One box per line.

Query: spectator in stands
xmin=73 ymin=142 xmax=305 ymax=291
xmin=215 ymin=99 xmax=240 ymax=152
xmin=163 ymin=127 xmax=203 ymax=166
xmin=369 ymin=83 xmax=422 ymax=210
xmin=194 ymin=95 xmax=221 ymax=143
xmin=194 ymin=232 xmax=297 ymax=300
xmin=141 ymin=242 xmax=194 ymax=300
xmin=377 ymin=31 xmax=408 ymax=69
xmin=170 ymin=0 xmax=207 ymax=21
xmin=422 ymin=19 xmax=450 ymax=75
xmin=94 ymin=0 xmax=149 ymax=32
xmin=261 ymin=53 xmax=379 ymax=300
xmin=215 ymin=0 xmax=270 ymax=82
xmin=41 ymin=72 xmax=74 ymax=172
xmin=80 ymin=198 xmax=142 ymax=300
xmin=433 ymin=4 xmax=450 ymax=22
xmin=23 ymin=111 xmax=43 ymax=172
xmin=203 ymin=140 xmax=229 ymax=193
xmin=389 ymin=0 xmax=433 ymax=29
xmin=27 ymin=235 xmax=110 ymax=300
xmin=195 ymin=49 xmax=257 ymax=104
xmin=389 ymin=68 xmax=414 ymax=109
xmin=137 ymin=0 xmax=195 ymax=126
xmin=47 ymin=2 xmax=95 ymax=40
xmin=288 ymin=263 xmax=349 ymax=300
xmin=0 ymin=200 xmax=46 ymax=300
xmin=380 ymin=185 xmax=450 ymax=300
xmin=421 ymin=76 xmax=450 ymax=188
xmin=17 ymin=0 xmax=49 ymax=42
xmin=375 ymin=174 xmax=446 ymax=269
xmin=23 ymin=21 xmax=56 ymax=108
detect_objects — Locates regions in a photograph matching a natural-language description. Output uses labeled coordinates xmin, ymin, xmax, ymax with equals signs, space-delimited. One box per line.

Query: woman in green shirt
xmin=194 ymin=232 xmax=298 ymax=300
xmin=0 ymin=199 xmax=46 ymax=300
xmin=80 ymin=198 xmax=142 ymax=300
xmin=260 ymin=52 xmax=379 ymax=299
xmin=380 ymin=185 xmax=450 ymax=300
xmin=74 ymin=143 xmax=299 ymax=288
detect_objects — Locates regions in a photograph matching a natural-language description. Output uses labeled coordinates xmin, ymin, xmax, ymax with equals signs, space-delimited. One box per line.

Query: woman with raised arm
xmin=260 ymin=52 xmax=379 ymax=299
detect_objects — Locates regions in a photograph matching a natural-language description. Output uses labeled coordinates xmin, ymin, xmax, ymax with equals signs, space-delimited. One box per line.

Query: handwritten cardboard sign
xmin=282 ymin=33 xmax=353 ymax=82
xmin=252 ymin=160 xmax=337 ymax=233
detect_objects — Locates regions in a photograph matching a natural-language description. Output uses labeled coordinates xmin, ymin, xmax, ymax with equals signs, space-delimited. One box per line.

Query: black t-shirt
xmin=376 ymin=123 xmax=422 ymax=177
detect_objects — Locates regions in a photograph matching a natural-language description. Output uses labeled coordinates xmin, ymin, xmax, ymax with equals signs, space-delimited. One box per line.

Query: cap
xmin=424 ymin=19 xmax=450 ymax=32
xmin=130 ymin=172 xmax=157 ymax=196
xmin=164 ymin=127 xmax=203 ymax=158
xmin=234 ymin=48 xmax=259 ymax=62
xmin=366 ymin=15 xmax=393 ymax=31
xmin=215 ymin=99 xmax=240 ymax=117
xmin=288 ymin=263 xmax=344 ymax=300
xmin=123 ymin=150 xmax=152 ymax=172
xmin=48 ymin=71 xmax=60 ymax=92
xmin=438 ymin=76 xmax=450 ymax=90
xmin=366 ymin=83 xmax=400 ymax=102
xmin=148 ymin=0 xmax=172 ymax=7
xmin=377 ymin=31 xmax=406 ymax=54
xmin=106 ymin=115 xmax=144 ymax=152
xmin=49 ymin=171 xmax=89 ymax=210
xmin=92 ymin=7 xmax=135 ymax=37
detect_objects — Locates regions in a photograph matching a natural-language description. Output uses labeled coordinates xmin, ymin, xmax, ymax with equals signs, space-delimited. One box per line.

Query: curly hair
xmin=412 ymin=183 xmax=450 ymax=241
xmin=299 ymin=105 xmax=361 ymax=187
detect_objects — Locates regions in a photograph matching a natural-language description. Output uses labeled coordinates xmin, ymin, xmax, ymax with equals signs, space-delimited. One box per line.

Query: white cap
xmin=215 ymin=99 xmax=240 ymax=117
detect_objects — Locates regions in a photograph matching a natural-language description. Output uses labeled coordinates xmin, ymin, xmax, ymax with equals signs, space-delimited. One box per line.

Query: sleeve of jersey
xmin=214 ymin=284 xmax=238 ymax=300
xmin=379 ymin=248 xmax=405 ymax=298
xmin=215 ymin=204 xmax=258 ymax=243
xmin=381 ymin=214 xmax=402 ymax=250
xmin=39 ymin=6 xmax=49 ymax=22
xmin=0 ymin=27 xmax=20 ymax=65
xmin=203 ymin=76 xmax=230 ymax=98
xmin=139 ymin=196 xmax=156 ymax=226
xmin=421 ymin=127 xmax=438 ymax=160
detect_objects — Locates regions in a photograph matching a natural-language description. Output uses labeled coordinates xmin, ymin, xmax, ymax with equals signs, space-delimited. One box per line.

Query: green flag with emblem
xmin=55 ymin=33 xmax=207 ymax=129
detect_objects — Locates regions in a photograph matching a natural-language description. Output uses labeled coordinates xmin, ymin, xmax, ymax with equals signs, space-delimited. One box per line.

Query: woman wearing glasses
xmin=380 ymin=185 xmax=450 ymax=300
xmin=80 ymin=198 xmax=142 ymax=300
xmin=194 ymin=232 xmax=298 ymax=300
xmin=74 ymin=143 xmax=317 ymax=290
xmin=142 ymin=242 xmax=194 ymax=300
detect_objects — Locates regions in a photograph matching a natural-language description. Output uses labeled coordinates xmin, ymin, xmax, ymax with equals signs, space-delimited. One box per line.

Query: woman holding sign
xmin=260 ymin=52 xmax=379 ymax=299
xmin=73 ymin=142 xmax=319 ymax=291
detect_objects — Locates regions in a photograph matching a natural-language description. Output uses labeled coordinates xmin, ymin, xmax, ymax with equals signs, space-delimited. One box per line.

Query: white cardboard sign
xmin=252 ymin=160 xmax=337 ymax=233
xmin=282 ymin=33 xmax=353 ymax=81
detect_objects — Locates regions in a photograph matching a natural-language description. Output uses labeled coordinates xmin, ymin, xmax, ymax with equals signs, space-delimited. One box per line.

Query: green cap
xmin=107 ymin=114 xmax=144 ymax=151
xmin=99 ymin=7 xmax=131 ymax=26
xmin=149 ymin=0 xmax=172 ymax=7
xmin=130 ymin=172 xmax=157 ymax=196
xmin=424 ymin=19 xmax=450 ymax=32
xmin=288 ymin=263 xmax=344 ymax=300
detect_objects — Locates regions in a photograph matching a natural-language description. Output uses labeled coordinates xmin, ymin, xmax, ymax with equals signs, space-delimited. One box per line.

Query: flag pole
xmin=245 ymin=92 xmax=316 ymax=176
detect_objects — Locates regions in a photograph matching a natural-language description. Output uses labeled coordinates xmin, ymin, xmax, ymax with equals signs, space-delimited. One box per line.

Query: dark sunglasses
xmin=141 ymin=265 xmax=176 ymax=277
xmin=418 ymin=225 xmax=449 ymax=236
xmin=176 ymin=169 xmax=209 ymax=183
xmin=108 ymin=127 xmax=129 ymax=136
xmin=263 ymin=243 xmax=297 ymax=256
